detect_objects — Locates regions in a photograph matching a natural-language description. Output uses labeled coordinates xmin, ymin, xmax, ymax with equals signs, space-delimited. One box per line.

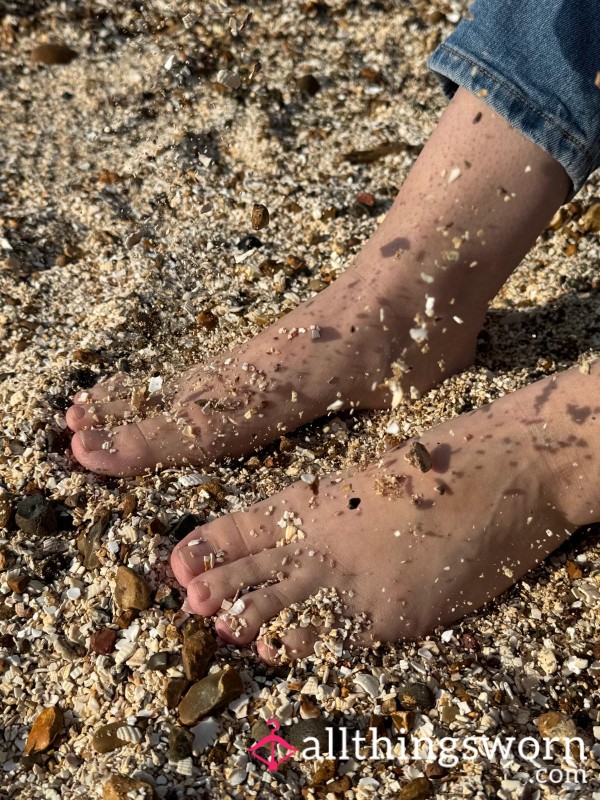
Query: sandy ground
xmin=0 ymin=1 xmax=599 ymax=799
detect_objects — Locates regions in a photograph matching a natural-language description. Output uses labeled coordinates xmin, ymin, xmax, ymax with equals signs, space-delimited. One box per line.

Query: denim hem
xmin=428 ymin=42 xmax=594 ymax=197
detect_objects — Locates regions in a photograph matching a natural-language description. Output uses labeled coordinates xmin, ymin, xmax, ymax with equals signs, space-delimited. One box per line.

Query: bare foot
xmin=171 ymin=365 xmax=597 ymax=662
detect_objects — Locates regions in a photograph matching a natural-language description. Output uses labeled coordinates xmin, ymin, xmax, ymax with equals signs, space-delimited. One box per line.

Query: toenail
xmin=178 ymin=540 xmax=209 ymax=573
xmin=191 ymin=581 xmax=211 ymax=604
xmin=71 ymin=406 xmax=86 ymax=420
xmin=78 ymin=429 xmax=108 ymax=452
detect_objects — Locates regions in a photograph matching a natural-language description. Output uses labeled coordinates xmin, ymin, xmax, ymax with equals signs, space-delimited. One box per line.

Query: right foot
xmin=66 ymin=255 xmax=482 ymax=476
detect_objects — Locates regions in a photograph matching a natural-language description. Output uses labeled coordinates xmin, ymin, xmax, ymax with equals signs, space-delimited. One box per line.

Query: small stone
xmin=169 ymin=513 xmax=201 ymax=542
xmin=310 ymin=759 xmax=336 ymax=786
xmin=182 ymin=628 xmax=217 ymax=680
xmin=148 ymin=652 xmax=170 ymax=671
xmin=0 ymin=492 xmax=14 ymax=529
xmin=0 ymin=548 xmax=14 ymax=570
xmin=424 ymin=762 xmax=448 ymax=779
xmin=114 ymin=566 xmax=151 ymax=610
xmin=7 ymin=574 xmax=29 ymax=594
xmin=237 ymin=234 xmax=263 ymax=252
xmin=146 ymin=517 xmax=167 ymax=536
xmin=102 ymin=775 xmax=155 ymax=800
xmin=251 ymin=203 xmax=270 ymax=230
xmin=355 ymin=192 xmax=376 ymax=207
xmin=566 ymin=561 xmax=583 ymax=581
xmin=89 ymin=628 xmax=117 ymax=655
xmin=593 ymin=641 xmax=600 ymax=661
xmin=398 ymin=777 xmax=434 ymax=800
xmin=581 ymin=202 xmax=600 ymax=233
xmin=155 ymin=584 xmax=181 ymax=610
xmin=287 ymin=718 xmax=330 ymax=753
xmin=538 ymin=711 xmax=577 ymax=740
xmin=178 ymin=668 xmax=244 ymax=726
xmin=24 ymin=706 xmax=63 ymax=755
xmin=296 ymin=73 xmax=321 ymax=95
xmin=404 ymin=442 xmax=432 ymax=473
xmin=398 ymin=682 xmax=435 ymax=711
xmin=15 ymin=495 xmax=57 ymax=536
xmin=390 ymin=710 xmax=415 ymax=733
xmin=31 ymin=43 xmax=78 ymax=65
xmin=115 ymin=608 xmax=139 ymax=628
xmin=77 ymin=511 xmax=110 ymax=570
xmin=120 ymin=493 xmax=137 ymax=517
xmin=167 ymin=726 xmax=194 ymax=761
xmin=165 ymin=677 xmax=190 ymax=710
xmin=459 ymin=631 xmax=479 ymax=651
xmin=92 ymin=722 xmax=138 ymax=754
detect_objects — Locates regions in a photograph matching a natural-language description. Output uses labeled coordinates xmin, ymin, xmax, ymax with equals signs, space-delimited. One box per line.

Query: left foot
xmin=171 ymin=364 xmax=598 ymax=662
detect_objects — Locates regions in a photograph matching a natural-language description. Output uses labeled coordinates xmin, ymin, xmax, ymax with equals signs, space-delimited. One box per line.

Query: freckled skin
xmin=171 ymin=365 xmax=600 ymax=662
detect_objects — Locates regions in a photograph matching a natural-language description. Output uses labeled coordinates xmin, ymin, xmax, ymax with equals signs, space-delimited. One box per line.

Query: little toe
xmin=71 ymin=413 xmax=206 ymax=476
xmin=66 ymin=399 xmax=138 ymax=431
xmin=214 ymin=577 xmax=313 ymax=646
xmin=256 ymin=625 xmax=320 ymax=664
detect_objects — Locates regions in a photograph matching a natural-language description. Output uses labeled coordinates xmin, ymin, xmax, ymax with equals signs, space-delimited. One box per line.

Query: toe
xmin=66 ymin=399 xmax=138 ymax=431
xmin=72 ymin=372 xmax=132 ymax=403
xmin=171 ymin=500 xmax=290 ymax=587
xmin=70 ymin=414 xmax=205 ymax=476
xmin=185 ymin=543 xmax=303 ymax=616
xmin=257 ymin=625 xmax=320 ymax=663
xmin=214 ymin=577 xmax=313 ymax=646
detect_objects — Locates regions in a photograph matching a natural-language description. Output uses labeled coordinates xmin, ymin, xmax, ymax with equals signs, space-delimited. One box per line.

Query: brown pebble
xmin=89 ymin=628 xmax=117 ymax=655
xmin=24 ymin=706 xmax=63 ymax=755
xmin=593 ymin=641 xmax=600 ymax=661
xmin=115 ymin=608 xmax=139 ymax=628
xmin=404 ymin=441 xmax=432 ymax=473
xmin=296 ymin=73 xmax=321 ymax=95
xmin=566 ymin=560 xmax=583 ymax=581
xmin=114 ymin=566 xmax=151 ymax=611
xmin=7 ymin=574 xmax=29 ymax=594
xmin=0 ymin=492 xmax=14 ymax=529
xmin=178 ymin=667 xmax=244 ymax=726
xmin=398 ymin=777 xmax=434 ymax=800
xmin=581 ymin=202 xmax=600 ymax=233
xmin=31 ymin=43 xmax=78 ymax=65
xmin=310 ymin=759 xmax=336 ymax=786
xmin=164 ymin=677 xmax=190 ymax=710
xmin=197 ymin=309 xmax=218 ymax=330
xmin=102 ymin=775 xmax=155 ymax=800
xmin=182 ymin=627 xmax=217 ymax=681
xmin=538 ymin=711 xmax=577 ymax=740
xmin=355 ymin=191 xmax=376 ymax=207
xmin=251 ymin=203 xmax=270 ymax=230
xmin=424 ymin=761 xmax=448 ymax=778
xmin=120 ymin=493 xmax=137 ymax=517
xmin=390 ymin=710 xmax=415 ymax=733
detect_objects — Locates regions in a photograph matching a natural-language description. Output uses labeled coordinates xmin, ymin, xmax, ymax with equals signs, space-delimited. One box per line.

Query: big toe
xmin=66 ymin=399 xmax=137 ymax=432
xmin=71 ymin=414 xmax=205 ymax=476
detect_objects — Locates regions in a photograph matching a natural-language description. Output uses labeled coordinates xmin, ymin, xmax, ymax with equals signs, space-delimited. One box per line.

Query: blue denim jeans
xmin=428 ymin=0 xmax=600 ymax=196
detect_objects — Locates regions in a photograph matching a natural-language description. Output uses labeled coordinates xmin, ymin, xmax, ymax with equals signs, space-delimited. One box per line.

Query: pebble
xmin=178 ymin=667 xmax=244 ymax=726
xmin=355 ymin=192 xmax=376 ymax=207
xmin=287 ymin=718 xmax=330 ymax=753
xmin=24 ymin=706 xmax=63 ymax=755
xmin=147 ymin=652 xmax=170 ymax=671
xmin=77 ymin=512 xmax=110 ymax=570
xmin=296 ymin=73 xmax=321 ymax=95
xmin=169 ymin=513 xmax=201 ymax=542
xmin=310 ymin=759 xmax=336 ymax=786
xmin=89 ymin=628 xmax=117 ymax=655
xmin=102 ymin=775 xmax=155 ymax=800
xmin=390 ymin=710 xmax=415 ymax=733
xmin=7 ymin=574 xmax=29 ymax=593
xmin=30 ymin=43 xmax=78 ymax=65
xmin=251 ymin=203 xmax=270 ymax=231
xmin=581 ymin=202 xmax=600 ymax=233
xmin=237 ymin=235 xmax=263 ymax=252
xmin=182 ymin=627 xmax=217 ymax=681
xmin=397 ymin=682 xmax=435 ymax=711
xmin=196 ymin=310 xmax=219 ymax=331
xmin=398 ymin=777 xmax=434 ymax=800
xmin=93 ymin=721 xmax=140 ymax=753
xmin=165 ymin=677 xmax=191 ymax=710
xmin=114 ymin=566 xmax=151 ymax=611
xmin=404 ymin=442 xmax=432 ymax=473
xmin=167 ymin=726 xmax=194 ymax=761
xmin=537 ymin=711 xmax=577 ymax=740
xmin=0 ymin=491 xmax=14 ymax=529
xmin=15 ymin=495 xmax=57 ymax=536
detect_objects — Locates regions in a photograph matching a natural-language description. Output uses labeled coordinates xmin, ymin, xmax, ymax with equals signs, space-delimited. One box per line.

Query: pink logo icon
xmin=247 ymin=719 xmax=299 ymax=772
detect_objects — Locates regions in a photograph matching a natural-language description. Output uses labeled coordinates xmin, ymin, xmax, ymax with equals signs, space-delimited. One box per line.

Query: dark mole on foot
xmin=348 ymin=497 xmax=361 ymax=509
xmin=473 ymin=112 xmax=482 ymax=123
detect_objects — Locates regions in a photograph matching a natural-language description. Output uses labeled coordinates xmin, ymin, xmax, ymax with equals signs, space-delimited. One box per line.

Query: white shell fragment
xmin=353 ymin=672 xmax=380 ymax=697
xmin=116 ymin=725 xmax=143 ymax=744
xmin=148 ymin=375 xmax=163 ymax=394
xmin=215 ymin=68 xmax=242 ymax=90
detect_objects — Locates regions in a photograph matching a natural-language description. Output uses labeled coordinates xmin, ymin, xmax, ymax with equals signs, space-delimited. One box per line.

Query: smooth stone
xmin=0 ymin=492 xmax=14 ymax=529
xmin=15 ymin=496 xmax=57 ymax=536
xmin=538 ymin=711 xmax=577 ymax=739
xmin=178 ymin=668 xmax=243 ymax=726
xmin=31 ymin=43 xmax=78 ymax=65
xmin=24 ymin=706 xmax=63 ymax=755
xmin=398 ymin=777 xmax=434 ymax=800
xmin=182 ymin=628 xmax=217 ymax=681
xmin=164 ymin=677 xmax=190 ymax=710
xmin=114 ymin=566 xmax=151 ymax=610
xmin=147 ymin=652 xmax=170 ymax=671
xmin=287 ymin=718 xmax=330 ymax=753
xmin=167 ymin=726 xmax=194 ymax=761
xmin=398 ymin=682 xmax=435 ymax=711
xmin=296 ymin=73 xmax=321 ymax=95
xmin=92 ymin=722 xmax=130 ymax=754
xmin=89 ymin=628 xmax=117 ymax=655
